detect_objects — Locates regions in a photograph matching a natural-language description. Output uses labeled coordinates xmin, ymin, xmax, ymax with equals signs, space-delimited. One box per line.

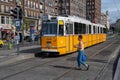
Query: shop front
xmin=0 ymin=24 xmax=15 ymax=40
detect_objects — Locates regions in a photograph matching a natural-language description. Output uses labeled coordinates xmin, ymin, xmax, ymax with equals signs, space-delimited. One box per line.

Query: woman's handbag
xmin=82 ymin=54 xmax=87 ymax=61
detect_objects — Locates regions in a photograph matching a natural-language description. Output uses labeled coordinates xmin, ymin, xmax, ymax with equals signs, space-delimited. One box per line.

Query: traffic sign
xmin=15 ymin=19 xmax=21 ymax=30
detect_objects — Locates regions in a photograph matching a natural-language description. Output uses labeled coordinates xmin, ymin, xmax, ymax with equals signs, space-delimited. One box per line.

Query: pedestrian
xmin=14 ymin=32 xmax=20 ymax=45
xmin=75 ymin=35 xmax=89 ymax=70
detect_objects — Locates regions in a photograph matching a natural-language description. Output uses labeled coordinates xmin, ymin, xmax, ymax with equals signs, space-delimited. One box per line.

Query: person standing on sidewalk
xmin=75 ymin=35 xmax=89 ymax=70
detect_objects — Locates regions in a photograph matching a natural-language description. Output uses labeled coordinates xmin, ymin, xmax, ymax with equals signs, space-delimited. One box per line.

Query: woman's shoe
xmin=86 ymin=65 xmax=89 ymax=70
xmin=84 ymin=64 xmax=89 ymax=70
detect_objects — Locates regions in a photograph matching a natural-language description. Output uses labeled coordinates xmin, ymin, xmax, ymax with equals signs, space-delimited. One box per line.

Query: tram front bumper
xmin=41 ymin=49 xmax=58 ymax=52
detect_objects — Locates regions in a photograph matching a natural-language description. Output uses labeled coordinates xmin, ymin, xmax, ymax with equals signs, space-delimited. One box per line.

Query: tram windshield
xmin=42 ymin=21 xmax=57 ymax=35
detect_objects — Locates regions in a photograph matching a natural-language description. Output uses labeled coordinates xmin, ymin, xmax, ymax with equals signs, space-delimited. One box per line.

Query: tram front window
xmin=58 ymin=25 xmax=64 ymax=36
xmin=42 ymin=22 xmax=57 ymax=35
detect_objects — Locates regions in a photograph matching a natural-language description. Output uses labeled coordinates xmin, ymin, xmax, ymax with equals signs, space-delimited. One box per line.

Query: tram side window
xmin=78 ymin=23 xmax=82 ymax=34
xmin=70 ymin=24 xmax=73 ymax=34
xmin=103 ymin=28 xmax=106 ymax=33
xmin=93 ymin=26 xmax=95 ymax=34
xmin=101 ymin=28 xmax=102 ymax=33
xmin=89 ymin=25 xmax=91 ymax=34
xmin=95 ymin=27 xmax=98 ymax=34
xmin=74 ymin=22 xmax=79 ymax=34
xmin=74 ymin=23 xmax=86 ymax=34
xmin=59 ymin=25 xmax=64 ymax=35
xmin=66 ymin=23 xmax=73 ymax=34
xmin=82 ymin=24 xmax=86 ymax=34
xmin=98 ymin=27 xmax=99 ymax=33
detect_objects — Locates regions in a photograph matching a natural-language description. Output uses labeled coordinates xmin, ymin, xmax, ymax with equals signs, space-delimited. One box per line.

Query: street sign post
xmin=15 ymin=19 xmax=21 ymax=55
xmin=15 ymin=19 xmax=21 ymax=31
xmin=11 ymin=5 xmax=22 ymax=55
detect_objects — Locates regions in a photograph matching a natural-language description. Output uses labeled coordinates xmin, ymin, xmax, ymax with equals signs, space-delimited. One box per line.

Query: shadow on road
xmin=87 ymin=58 xmax=108 ymax=63
xmin=52 ymin=65 xmax=88 ymax=71
xmin=20 ymin=48 xmax=40 ymax=54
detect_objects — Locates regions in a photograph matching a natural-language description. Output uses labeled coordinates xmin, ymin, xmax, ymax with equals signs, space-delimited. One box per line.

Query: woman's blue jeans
xmin=77 ymin=50 xmax=86 ymax=67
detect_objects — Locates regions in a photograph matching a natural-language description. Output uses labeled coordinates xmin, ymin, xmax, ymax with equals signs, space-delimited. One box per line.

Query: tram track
xmin=0 ymin=50 xmax=77 ymax=80
xmin=0 ymin=36 xmax=119 ymax=80
xmin=52 ymin=36 xmax=119 ymax=80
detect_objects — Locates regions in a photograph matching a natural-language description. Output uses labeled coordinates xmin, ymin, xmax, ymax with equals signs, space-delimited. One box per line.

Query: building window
xmin=28 ymin=11 xmax=30 ymax=16
xmin=25 ymin=10 xmax=27 ymax=17
xmin=28 ymin=1 xmax=30 ymax=7
xmin=5 ymin=0 xmax=8 ymax=2
xmin=1 ymin=5 xmax=4 ymax=12
xmin=36 ymin=3 xmax=38 ymax=8
xmin=10 ymin=6 xmax=13 ymax=14
xmin=24 ymin=0 xmax=27 ymax=5
xmin=31 ymin=11 xmax=33 ymax=17
xmin=30 ymin=1 xmax=32 ymax=8
xmin=1 ymin=16 xmax=5 ymax=24
xmin=40 ymin=4 xmax=43 ymax=9
xmin=6 ymin=16 xmax=9 ymax=24
xmin=6 ymin=6 xmax=9 ymax=13
xmin=34 ymin=12 xmax=36 ymax=17
xmin=36 ymin=13 xmax=38 ymax=18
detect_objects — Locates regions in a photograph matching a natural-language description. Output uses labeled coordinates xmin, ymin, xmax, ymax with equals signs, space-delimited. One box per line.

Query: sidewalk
xmin=0 ymin=45 xmax=40 ymax=66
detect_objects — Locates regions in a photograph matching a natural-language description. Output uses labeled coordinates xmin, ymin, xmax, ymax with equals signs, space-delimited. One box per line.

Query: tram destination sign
xmin=43 ymin=15 xmax=49 ymax=21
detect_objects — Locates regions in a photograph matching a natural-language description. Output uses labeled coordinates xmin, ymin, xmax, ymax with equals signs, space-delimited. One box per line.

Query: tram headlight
xmin=47 ymin=42 xmax=51 ymax=47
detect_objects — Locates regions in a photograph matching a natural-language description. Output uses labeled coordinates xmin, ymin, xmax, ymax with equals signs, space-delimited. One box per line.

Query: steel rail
xmin=0 ymin=52 xmax=75 ymax=80
xmin=52 ymin=37 xmax=119 ymax=80
xmin=0 ymin=35 xmax=118 ymax=80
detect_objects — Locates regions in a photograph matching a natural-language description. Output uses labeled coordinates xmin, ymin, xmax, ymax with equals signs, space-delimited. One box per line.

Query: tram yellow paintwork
xmin=41 ymin=34 xmax=106 ymax=55
xmin=40 ymin=15 xmax=106 ymax=55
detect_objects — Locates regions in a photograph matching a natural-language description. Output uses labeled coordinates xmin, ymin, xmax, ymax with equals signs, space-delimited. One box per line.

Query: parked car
xmin=0 ymin=39 xmax=4 ymax=48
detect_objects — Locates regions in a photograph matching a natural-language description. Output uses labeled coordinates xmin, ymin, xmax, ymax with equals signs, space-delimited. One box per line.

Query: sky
xmin=101 ymin=0 xmax=120 ymax=23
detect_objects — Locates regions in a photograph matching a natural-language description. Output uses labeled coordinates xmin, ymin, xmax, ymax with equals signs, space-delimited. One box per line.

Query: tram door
xmin=65 ymin=23 xmax=73 ymax=52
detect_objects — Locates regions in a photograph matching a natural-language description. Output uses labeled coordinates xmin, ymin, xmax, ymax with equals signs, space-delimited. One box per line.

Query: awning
xmin=0 ymin=24 xmax=11 ymax=29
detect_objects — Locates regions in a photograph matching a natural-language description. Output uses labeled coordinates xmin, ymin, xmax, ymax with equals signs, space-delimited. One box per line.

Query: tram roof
xmin=57 ymin=16 xmax=91 ymax=24
xmin=49 ymin=15 xmax=105 ymax=28
xmin=92 ymin=23 xmax=106 ymax=28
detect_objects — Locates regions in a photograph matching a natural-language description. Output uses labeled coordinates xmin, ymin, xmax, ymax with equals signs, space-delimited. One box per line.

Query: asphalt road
xmin=0 ymin=35 xmax=119 ymax=80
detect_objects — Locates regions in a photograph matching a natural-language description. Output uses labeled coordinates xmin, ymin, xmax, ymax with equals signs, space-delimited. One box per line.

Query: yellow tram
xmin=40 ymin=15 xmax=106 ymax=55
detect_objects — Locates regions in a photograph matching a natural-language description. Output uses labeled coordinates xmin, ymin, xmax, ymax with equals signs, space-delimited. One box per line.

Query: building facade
xmin=101 ymin=11 xmax=110 ymax=30
xmin=18 ymin=0 xmax=40 ymax=31
xmin=86 ymin=0 xmax=101 ymax=23
xmin=0 ymin=0 xmax=16 ymax=39
xmin=70 ymin=0 xmax=86 ymax=18
xmin=115 ymin=19 xmax=120 ymax=32
xmin=58 ymin=0 xmax=86 ymax=18
xmin=0 ymin=0 xmax=16 ymax=29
